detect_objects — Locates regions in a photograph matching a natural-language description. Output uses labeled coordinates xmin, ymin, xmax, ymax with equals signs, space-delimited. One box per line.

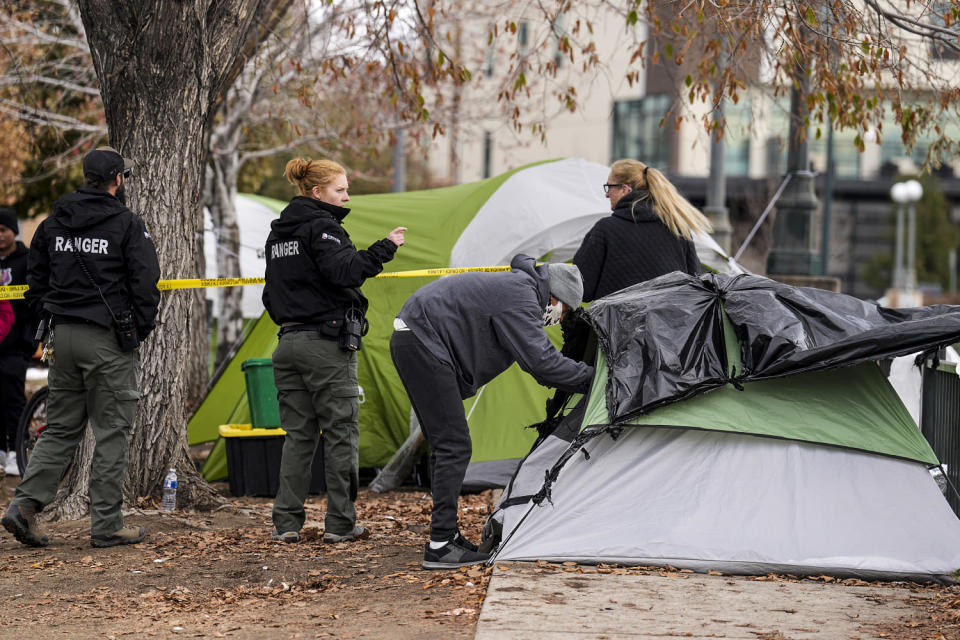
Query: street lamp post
xmin=767 ymin=51 xmax=819 ymax=276
xmin=889 ymin=179 xmax=923 ymax=305
xmin=906 ymin=180 xmax=923 ymax=292
xmin=890 ymin=182 xmax=906 ymax=289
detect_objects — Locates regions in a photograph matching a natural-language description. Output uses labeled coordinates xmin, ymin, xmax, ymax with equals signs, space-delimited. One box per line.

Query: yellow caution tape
xmin=156 ymin=277 xmax=266 ymax=291
xmin=373 ymin=266 xmax=511 ymax=278
xmin=0 ymin=284 xmax=28 ymax=301
xmin=0 ymin=265 xmax=514 ymax=300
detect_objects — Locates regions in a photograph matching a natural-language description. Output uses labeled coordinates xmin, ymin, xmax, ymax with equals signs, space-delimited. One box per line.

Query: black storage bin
xmin=219 ymin=425 xmax=326 ymax=497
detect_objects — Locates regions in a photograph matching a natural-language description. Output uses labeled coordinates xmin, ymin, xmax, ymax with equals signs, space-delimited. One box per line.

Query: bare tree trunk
xmin=41 ymin=0 xmax=293 ymax=517
xmin=207 ymin=143 xmax=244 ymax=369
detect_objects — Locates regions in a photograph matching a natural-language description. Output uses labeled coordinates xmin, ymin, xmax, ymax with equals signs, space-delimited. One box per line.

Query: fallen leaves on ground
xmin=0 ymin=485 xmax=495 ymax=639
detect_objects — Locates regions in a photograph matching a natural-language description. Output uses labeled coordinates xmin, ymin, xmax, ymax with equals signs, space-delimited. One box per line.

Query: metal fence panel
xmin=920 ymin=360 xmax=960 ymax=517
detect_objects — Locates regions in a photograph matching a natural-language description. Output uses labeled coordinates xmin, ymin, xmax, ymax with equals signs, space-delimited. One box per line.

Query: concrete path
xmin=476 ymin=563 xmax=929 ymax=639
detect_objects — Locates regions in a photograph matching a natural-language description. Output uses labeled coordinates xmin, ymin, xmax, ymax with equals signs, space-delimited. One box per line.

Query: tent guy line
xmin=0 ymin=265 xmax=516 ymax=300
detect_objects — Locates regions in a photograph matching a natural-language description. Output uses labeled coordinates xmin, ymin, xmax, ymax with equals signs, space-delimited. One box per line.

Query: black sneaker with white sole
xmin=422 ymin=539 xmax=490 ymax=570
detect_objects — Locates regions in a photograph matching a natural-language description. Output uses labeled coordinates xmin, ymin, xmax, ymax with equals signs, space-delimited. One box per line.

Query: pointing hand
xmin=388 ymin=227 xmax=407 ymax=247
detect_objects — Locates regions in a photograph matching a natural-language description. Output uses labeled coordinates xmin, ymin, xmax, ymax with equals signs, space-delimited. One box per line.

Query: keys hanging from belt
xmin=40 ymin=326 xmax=54 ymax=363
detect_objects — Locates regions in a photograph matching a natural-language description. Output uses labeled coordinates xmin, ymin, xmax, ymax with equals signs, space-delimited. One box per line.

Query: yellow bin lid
xmin=218 ymin=424 xmax=288 ymax=437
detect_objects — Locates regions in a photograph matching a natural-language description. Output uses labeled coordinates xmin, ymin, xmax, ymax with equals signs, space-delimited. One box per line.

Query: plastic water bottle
xmin=161 ymin=468 xmax=178 ymax=511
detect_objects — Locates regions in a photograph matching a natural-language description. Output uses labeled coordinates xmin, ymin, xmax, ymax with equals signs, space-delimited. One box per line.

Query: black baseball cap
xmin=83 ymin=145 xmax=133 ymax=181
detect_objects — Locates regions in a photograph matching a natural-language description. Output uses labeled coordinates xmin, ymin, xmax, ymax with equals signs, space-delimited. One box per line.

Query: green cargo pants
xmin=14 ymin=323 xmax=139 ymax=536
xmin=271 ymin=331 xmax=359 ymax=536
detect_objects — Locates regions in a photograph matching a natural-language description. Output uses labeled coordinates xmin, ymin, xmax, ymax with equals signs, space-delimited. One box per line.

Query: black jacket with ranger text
xmin=573 ymin=190 xmax=700 ymax=302
xmin=0 ymin=241 xmax=37 ymax=356
xmin=26 ymin=188 xmax=161 ymax=340
xmin=262 ymin=196 xmax=397 ymax=326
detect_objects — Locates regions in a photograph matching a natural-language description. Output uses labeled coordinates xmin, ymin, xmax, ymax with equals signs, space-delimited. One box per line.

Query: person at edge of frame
xmin=262 ymin=157 xmax=406 ymax=545
xmin=2 ymin=145 xmax=160 ymax=549
xmin=0 ymin=267 xmax=16 ymax=478
xmin=0 ymin=207 xmax=38 ymax=478
xmin=390 ymin=254 xmax=594 ymax=569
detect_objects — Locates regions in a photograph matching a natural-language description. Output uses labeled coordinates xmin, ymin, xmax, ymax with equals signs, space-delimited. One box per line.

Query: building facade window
xmin=930 ymin=2 xmax=960 ymax=61
xmin=482 ymin=131 xmax=493 ymax=179
xmin=766 ymin=97 xmax=861 ymax=178
xmin=722 ymin=101 xmax=752 ymax=176
xmin=808 ymin=127 xmax=862 ymax=178
xmin=880 ymin=102 xmax=960 ymax=172
xmin=552 ymin=15 xmax=565 ymax=69
xmin=611 ymin=94 xmax=671 ymax=169
xmin=483 ymin=20 xmax=495 ymax=77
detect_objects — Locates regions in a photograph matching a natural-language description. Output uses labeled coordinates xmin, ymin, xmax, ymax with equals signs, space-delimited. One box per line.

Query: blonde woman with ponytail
xmin=262 ymin=157 xmax=406 ymax=545
xmin=573 ymin=159 xmax=712 ymax=302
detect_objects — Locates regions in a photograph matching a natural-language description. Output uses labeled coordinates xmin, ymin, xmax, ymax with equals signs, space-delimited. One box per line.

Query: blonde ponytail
xmin=284 ymin=157 xmax=346 ymax=197
xmin=610 ymin=159 xmax=713 ymax=240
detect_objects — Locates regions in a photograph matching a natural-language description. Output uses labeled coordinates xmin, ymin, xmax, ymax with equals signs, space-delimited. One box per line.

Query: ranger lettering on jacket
xmin=53 ymin=236 xmax=110 ymax=254
xmin=271 ymin=240 xmax=301 ymax=259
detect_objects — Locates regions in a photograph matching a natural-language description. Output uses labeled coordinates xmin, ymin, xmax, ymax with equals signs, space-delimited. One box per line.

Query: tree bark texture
xmin=206 ymin=146 xmax=244 ymax=369
xmin=44 ymin=0 xmax=293 ymax=517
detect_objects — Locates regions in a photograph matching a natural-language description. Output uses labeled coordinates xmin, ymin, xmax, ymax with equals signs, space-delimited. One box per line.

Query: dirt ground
xmin=4 ymin=471 xmax=960 ymax=640
xmin=0 ymin=474 xmax=493 ymax=639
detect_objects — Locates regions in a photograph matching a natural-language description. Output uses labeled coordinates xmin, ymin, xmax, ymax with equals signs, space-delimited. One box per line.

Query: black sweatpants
xmin=389 ymin=330 xmax=471 ymax=542
xmin=0 ymin=352 xmax=28 ymax=452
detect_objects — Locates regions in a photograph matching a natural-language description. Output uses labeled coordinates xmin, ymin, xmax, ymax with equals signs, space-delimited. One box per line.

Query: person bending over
xmin=390 ymin=255 xmax=594 ymax=569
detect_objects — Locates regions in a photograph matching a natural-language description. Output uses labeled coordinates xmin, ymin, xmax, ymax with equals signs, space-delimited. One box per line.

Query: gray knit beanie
xmin=547 ymin=263 xmax=584 ymax=309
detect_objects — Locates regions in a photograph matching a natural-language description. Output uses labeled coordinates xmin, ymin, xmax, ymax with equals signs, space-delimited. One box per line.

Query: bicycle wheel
xmin=16 ymin=385 xmax=48 ymax=477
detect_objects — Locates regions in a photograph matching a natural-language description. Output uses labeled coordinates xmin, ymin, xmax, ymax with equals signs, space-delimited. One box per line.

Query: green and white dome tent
xmin=448 ymin=157 xmax=740 ymax=274
xmin=484 ymin=272 xmax=960 ymax=581
xmin=189 ymin=157 xmax=742 ymax=486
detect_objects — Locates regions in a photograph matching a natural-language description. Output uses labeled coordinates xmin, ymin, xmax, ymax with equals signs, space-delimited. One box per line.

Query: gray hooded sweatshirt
xmin=398 ymin=254 xmax=594 ymax=399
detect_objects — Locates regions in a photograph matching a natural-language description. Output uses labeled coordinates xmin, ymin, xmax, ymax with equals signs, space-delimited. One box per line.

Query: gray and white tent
xmin=483 ymin=272 xmax=960 ymax=582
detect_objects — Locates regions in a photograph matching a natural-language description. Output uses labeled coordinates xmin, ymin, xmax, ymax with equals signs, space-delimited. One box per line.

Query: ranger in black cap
xmin=2 ymin=145 xmax=160 ymax=550
xmin=0 ymin=207 xmax=36 ymax=477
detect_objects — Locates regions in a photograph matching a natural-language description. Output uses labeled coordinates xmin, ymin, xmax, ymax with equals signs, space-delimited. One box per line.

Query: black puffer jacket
xmin=573 ymin=190 xmax=700 ymax=302
xmin=0 ymin=241 xmax=37 ymax=355
xmin=262 ymin=196 xmax=397 ymax=326
xmin=27 ymin=188 xmax=161 ymax=340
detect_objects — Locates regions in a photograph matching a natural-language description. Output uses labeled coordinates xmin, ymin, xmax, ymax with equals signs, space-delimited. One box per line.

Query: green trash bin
xmin=242 ymin=358 xmax=282 ymax=428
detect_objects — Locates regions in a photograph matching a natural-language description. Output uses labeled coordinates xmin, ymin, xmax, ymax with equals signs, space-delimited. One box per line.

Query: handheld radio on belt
xmin=340 ymin=306 xmax=369 ymax=352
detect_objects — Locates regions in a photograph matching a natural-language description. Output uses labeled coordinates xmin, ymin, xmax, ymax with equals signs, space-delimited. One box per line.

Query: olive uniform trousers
xmin=271 ymin=331 xmax=360 ymax=536
xmin=13 ymin=322 xmax=139 ymax=536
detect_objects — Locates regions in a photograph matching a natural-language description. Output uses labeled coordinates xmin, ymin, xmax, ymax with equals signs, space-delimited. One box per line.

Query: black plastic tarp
xmin=585 ymin=272 xmax=960 ymax=423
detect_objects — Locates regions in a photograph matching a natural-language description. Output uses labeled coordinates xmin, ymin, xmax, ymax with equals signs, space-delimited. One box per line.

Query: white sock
xmin=429 ymin=539 xmax=449 ymax=550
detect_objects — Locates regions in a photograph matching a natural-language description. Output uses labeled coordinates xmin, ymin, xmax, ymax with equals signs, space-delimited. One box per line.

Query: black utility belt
xmin=279 ymin=313 xmax=366 ymax=352
xmin=52 ymin=314 xmax=102 ymax=326
xmin=279 ymin=322 xmax=339 ymax=338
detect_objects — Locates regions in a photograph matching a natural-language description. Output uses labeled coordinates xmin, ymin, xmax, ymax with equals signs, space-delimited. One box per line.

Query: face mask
xmin=543 ymin=300 xmax=563 ymax=326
